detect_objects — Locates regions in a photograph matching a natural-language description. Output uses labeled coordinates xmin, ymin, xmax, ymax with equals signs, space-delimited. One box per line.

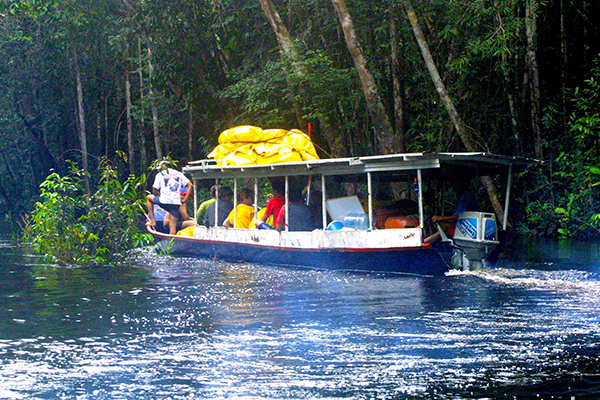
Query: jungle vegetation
xmin=1 ymin=0 xmax=599 ymax=239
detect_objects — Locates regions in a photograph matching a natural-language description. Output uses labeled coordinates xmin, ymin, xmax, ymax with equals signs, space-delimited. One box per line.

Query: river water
xmin=1 ymin=228 xmax=600 ymax=399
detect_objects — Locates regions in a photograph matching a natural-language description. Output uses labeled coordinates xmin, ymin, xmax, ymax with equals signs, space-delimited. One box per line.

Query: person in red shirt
xmin=254 ymin=179 xmax=285 ymax=229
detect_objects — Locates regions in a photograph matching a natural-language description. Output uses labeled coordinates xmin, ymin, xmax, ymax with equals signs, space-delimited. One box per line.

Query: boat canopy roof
xmin=184 ymin=152 xmax=532 ymax=181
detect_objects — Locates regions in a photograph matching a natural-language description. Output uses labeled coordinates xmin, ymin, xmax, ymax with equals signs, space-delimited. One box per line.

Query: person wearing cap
xmin=146 ymin=161 xmax=193 ymax=235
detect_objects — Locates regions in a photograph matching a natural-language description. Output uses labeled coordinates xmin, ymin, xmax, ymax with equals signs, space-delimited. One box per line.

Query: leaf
xmin=554 ymin=207 xmax=568 ymax=215
xmin=557 ymin=228 xmax=571 ymax=236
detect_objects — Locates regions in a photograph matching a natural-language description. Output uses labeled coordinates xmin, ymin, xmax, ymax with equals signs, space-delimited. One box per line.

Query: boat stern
xmin=450 ymin=212 xmax=500 ymax=270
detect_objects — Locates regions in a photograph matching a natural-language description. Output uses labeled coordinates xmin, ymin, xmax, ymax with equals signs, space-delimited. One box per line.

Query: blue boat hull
xmin=152 ymin=233 xmax=453 ymax=276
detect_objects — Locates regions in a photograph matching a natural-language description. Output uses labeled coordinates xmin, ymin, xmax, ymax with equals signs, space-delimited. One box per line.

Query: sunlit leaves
xmin=23 ymin=158 xmax=153 ymax=266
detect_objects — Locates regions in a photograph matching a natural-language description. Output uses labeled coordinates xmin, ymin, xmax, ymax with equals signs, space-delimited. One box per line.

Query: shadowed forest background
xmin=1 ymin=0 xmax=599 ymax=238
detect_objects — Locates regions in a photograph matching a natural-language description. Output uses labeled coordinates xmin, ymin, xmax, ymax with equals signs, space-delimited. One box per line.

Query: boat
xmin=147 ymin=150 xmax=530 ymax=276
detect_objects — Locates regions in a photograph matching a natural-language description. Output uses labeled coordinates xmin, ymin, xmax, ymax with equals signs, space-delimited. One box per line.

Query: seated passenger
xmin=254 ymin=178 xmax=285 ymax=229
xmin=223 ymin=188 xmax=255 ymax=229
xmin=304 ymin=183 xmax=324 ymax=229
xmin=204 ymin=186 xmax=234 ymax=227
xmin=249 ymin=207 xmax=275 ymax=229
xmin=424 ymin=180 xmax=480 ymax=244
xmin=158 ymin=211 xmax=195 ymax=234
xmin=196 ymin=184 xmax=217 ymax=221
xmin=275 ymin=186 xmax=318 ymax=232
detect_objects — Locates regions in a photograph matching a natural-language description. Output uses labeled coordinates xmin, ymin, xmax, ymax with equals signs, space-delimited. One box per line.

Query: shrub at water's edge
xmin=519 ymin=64 xmax=600 ymax=239
xmin=22 ymin=158 xmax=154 ymax=265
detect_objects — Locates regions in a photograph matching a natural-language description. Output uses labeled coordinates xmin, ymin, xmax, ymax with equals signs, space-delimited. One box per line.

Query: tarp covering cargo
xmin=207 ymin=125 xmax=320 ymax=166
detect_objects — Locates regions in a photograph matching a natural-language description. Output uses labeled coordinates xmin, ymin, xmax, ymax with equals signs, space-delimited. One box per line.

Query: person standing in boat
xmin=204 ymin=186 xmax=234 ymax=227
xmin=223 ymin=188 xmax=255 ymax=229
xmin=146 ymin=160 xmax=193 ymax=235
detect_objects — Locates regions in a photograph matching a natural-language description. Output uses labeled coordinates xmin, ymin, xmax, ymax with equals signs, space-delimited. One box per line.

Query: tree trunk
xmin=103 ymin=96 xmax=109 ymax=157
xmin=187 ymin=100 xmax=194 ymax=161
xmin=258 ymin=0 xmax=348 ymax=157
xmin=501 ymin=51 xmax=522 ymax=156
xmin=403 ymin=0 xmax=475 ymax=151
xmin=525 ymin=0 xmax=543 ymax=159
xmin=138 ymin=38 xmax=148 ymax=169
xmin=403 ymin=0 xmax=508 ymax=225
xmin=147 ymin=46 xmax=162 ymax=160
xmin=494 ymin=5 xmax=523 ymax=156
xmin=15 ymin=110 xmax=56 ymax=177
xmin=331 ymin=0 xmax=398 ymax=155
xmin=390 ymin=13 xmax=405 ymax=153
xmin=559 ymin=0 xmax=567 ymax=128
xmin=74 ymin=49 xmax=90 ymax=195
xmin=125 ymin=69 xmax=135 ymax=174
xmin=257 ymin=0 xmax=306 ymax=129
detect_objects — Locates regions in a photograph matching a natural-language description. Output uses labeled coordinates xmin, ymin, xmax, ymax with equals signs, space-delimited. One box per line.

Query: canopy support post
xmin=321 ymin=175 xmax=327 ymax=230
xmin=284 ymin=176 xmax=289 ymax=231
xmin=233 ymin=178 xmax=237 ymax=227
xmin=367 ymin=172 xmax=373 ymax=230
xmin=214 ymin=179 xmax=219 ymax=227
xmin=417 ymin=169 xmax=424 ymax=230
xmin=503 ymin=163 xmax=513 ymax=231
xmin=193 ymin=179 xmax=197 ymax=224
xmin=306 ymin=175 xmax=312 ymax=206
xmin=254 ymin=177 xmax=259 ymax=228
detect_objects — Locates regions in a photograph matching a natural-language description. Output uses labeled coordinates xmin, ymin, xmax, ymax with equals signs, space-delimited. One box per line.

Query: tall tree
xmin=147 ymin=46 xmax=163 ymax=160
xmin=390 ymin=9 xmax=406 ymax=153
xmin=402 ymin=0 xmax=475 ymax=151
xmin=257 ymin=0 xmax=348 ymax=157
xmin=330 ymin=0 xmax=398 ymax=155
xmin=74 ymin=49 xmax=90 ymax=195
xmin=525 ymin=0 xmax=543 ymax=159
xmin=403 ymin=0 xmax=507 ymax=223
xmin=125 ymin=67 xmax=135 ymax=175
xmin=257 ymin=0 xmax=306 ymax=128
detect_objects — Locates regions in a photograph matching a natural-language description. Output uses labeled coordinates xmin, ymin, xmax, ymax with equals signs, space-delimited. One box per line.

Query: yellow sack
xmin=248 ymin=207 xmax=275 ymax=229
xmin=207 ymin=125 xmax=319 ymax=166
xmin=176 ymin=225 xmax=195 ymax=237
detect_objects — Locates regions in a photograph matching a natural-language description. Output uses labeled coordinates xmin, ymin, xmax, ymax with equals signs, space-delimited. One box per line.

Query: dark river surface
xmin=1 ymin=226 xmax=600 ymax=399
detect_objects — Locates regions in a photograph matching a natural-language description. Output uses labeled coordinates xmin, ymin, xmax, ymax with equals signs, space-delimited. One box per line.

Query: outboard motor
xmin=437 ymin=211 xmax=500 ymax=270
xmin=452 ymin=212 xmax=499 ymax=270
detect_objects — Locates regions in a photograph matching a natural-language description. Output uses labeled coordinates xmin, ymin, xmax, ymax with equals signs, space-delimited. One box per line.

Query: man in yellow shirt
xmin=223 ymin=188 xmax=255 ymax=229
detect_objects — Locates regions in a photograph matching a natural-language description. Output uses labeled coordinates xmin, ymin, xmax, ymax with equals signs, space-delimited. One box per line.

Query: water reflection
xmin=1 ymin=233 xmax=600 ymax=398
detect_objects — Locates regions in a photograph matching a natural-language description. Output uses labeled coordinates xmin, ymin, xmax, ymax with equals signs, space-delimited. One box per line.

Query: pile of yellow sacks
xmin=207 ymin=125 xmax=319 ymax=166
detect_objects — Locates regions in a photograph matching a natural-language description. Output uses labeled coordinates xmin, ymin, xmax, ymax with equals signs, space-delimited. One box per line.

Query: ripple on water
xmin=1 ymin=248 xmax=600 ymax=398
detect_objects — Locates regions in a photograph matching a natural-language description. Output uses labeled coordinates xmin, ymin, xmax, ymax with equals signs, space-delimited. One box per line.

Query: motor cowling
xmin=451 ymin=212 xmax=500 ymax=270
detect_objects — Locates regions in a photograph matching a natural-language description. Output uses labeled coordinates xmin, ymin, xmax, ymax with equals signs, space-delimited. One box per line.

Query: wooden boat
xmin=148 ymin=152 xmax=529 ymax=276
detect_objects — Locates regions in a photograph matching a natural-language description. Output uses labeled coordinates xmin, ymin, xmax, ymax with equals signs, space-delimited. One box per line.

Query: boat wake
xmin=465 ymin=267 xmax=600 ymax=297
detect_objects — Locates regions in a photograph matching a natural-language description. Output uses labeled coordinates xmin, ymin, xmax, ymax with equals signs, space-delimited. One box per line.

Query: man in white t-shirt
xmin=146 ymin=161 xmax=193 ymax=234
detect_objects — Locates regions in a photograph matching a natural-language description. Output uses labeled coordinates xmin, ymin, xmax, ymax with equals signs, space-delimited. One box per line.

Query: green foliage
xmin=522 ymin=149 xmax=600 ymax=239
xmin=2 ymin=0 xmax=600 ymax=242
xmin=570 ymin=62 xmax=600 ymax=164
xmin=220 ymin=60 xmax=296 ymax=127
xmin=22 ymin=159 xmax=153 ymax=265
xmin=522 ymin=58 xmax=600 ymax=238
